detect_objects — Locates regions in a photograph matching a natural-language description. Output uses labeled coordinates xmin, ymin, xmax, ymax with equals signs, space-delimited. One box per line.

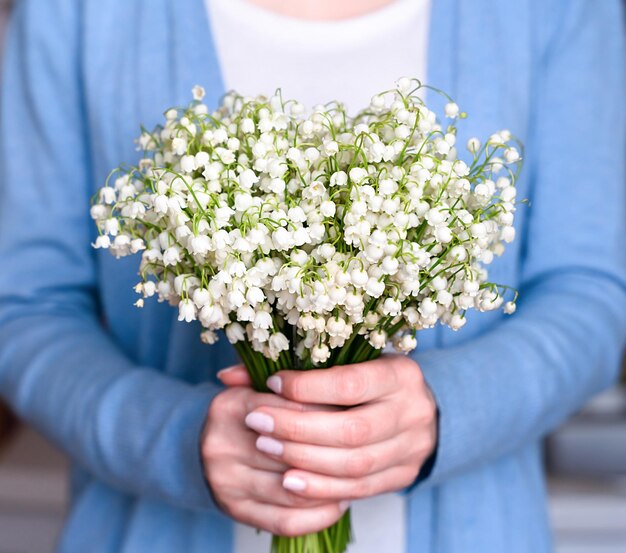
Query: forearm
xmin=0 ymin=308 xmax=220 ymax=512
xmin=415 ymin=270 xmax=626 ymax=487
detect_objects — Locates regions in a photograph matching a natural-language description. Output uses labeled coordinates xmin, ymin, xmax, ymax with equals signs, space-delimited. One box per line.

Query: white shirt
xmin=204 ymin=0 xmax=431 ymax=551
xmin=206 ymin=0 xmax=431 ymax=113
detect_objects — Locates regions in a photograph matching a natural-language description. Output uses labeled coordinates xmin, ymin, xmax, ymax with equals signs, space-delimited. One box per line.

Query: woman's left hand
xmin=219 ymin=354 xmax=438 ymax=501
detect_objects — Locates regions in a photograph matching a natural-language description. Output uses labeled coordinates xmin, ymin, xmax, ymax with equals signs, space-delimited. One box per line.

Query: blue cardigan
xmin=1 ymin=1 xmax=625 ymax=551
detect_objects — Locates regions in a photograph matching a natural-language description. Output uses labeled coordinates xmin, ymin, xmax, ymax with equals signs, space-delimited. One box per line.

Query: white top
xmin=206 ymin=0 xmax=431 ymax=113
xmin=204 ymin=0 xmax=431 ymax=551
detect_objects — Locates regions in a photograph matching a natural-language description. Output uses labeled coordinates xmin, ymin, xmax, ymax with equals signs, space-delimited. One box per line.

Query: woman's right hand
xmin=201 ymin=366 xmax=349 ymax=537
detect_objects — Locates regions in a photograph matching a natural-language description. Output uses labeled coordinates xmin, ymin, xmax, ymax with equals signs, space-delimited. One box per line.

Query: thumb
xmin=217 ymin=364 xmax=252 ymax=387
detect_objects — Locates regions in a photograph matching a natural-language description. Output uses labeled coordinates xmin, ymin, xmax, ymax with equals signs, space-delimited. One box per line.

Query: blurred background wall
xmin=0 ymin=1 xmax=624 ymax=552
xmin=0 ymin=0 xmax=8 ymax=42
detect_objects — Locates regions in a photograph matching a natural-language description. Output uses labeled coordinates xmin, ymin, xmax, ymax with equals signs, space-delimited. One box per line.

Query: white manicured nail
xmin=217 ymin=365 xmax=238 ymax=378
xmin=245 ymin=412 xmax=274 ymax=433
xmin=256 ymin=436 xmax=284 ymax=456
xmin=266 ymin=375 xmax=282 ymax=394
xmin=283 ymin=476 xmax=307 ymax=492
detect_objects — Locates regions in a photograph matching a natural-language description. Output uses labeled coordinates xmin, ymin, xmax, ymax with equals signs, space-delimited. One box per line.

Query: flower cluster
xmin=91 ymin=78 xmax=521 ymax=366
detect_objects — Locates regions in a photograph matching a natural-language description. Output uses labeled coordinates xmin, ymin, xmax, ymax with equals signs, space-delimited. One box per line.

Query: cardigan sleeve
xmin=0 ymin=0 xmax=222 ymax=512
xmin=414 ymin=0 xmax=626 ymax=488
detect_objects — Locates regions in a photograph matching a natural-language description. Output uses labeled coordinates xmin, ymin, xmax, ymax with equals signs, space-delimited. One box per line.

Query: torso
xmin=67 ymin=1 xmax=543 ymax=551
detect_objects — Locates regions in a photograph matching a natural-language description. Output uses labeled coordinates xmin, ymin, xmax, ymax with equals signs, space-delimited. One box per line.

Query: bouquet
xmin=91 ymin=77 xmax=521 ymax=553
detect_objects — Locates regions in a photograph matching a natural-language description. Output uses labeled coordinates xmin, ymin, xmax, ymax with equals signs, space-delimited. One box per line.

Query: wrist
xmin=416 ymin=405 xmax=440 ymax=483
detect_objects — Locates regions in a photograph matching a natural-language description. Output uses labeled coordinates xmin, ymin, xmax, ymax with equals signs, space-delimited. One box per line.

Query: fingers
xmin=206 ymin=386 xmax=324 ymax=473
xmin=281 ymin=465 xmax=417 ymax=501
xmin=243 ymin=468 xmax=336 ymax=509
xmin=207 ymin=387 xmax=300 ymax=432
xmin=245 ymin=402 xmax=399 ymax=447
xmin=203 ymin=422 xmax=288 ymax=474
xmin=241 ymin=441 xmax=290 ymax=472
xmin=203 ymin=389 xmax=296 ymax=475
xmin=255 ymin=433 xmax=417 ymax=478
xmin=217 ymin=364 xmax=252 ymax=387
xmin=267 ymin=354 xmax=419 ymax=406
xmin=229 ymin=499 xmax=349 ymax=537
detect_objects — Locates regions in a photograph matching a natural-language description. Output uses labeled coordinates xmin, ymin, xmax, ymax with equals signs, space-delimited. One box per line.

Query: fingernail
xmin=217 ymin=365 xmax=238 ymax=378
xmin=266 ymin=375 xmax=282 ymax=394
xmin=245 ymin=412 xmax=275 ymax=433
xmin=256 ymin=436 xmax=284 ymax=456
xmin=339 ymin=500 xmax=351 ymax=513
xmin=283 ymin=476 xmax=307 ymax=492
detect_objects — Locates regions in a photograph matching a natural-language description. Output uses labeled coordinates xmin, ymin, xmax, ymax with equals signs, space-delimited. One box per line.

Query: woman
xmin=0 ymin=1 xmax=624 ymax=552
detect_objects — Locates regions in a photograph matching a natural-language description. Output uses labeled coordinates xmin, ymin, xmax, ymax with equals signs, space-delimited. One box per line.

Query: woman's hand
xmin=201 ymin=379 xmax=349 ymax=536
xmin=238 ymin=355 xmax=438 ymax=501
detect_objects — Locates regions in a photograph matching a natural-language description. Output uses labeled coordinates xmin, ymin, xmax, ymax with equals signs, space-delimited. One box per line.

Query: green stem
xmin=271 ymin=510 xmax=352 ymax=553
